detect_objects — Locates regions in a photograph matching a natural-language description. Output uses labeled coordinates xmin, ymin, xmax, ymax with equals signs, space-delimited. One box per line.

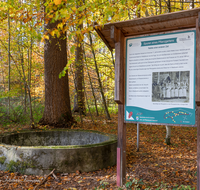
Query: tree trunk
xmin=88 ymin=31 xmax=111 ymax=120
xmin=192 ymin=0 xmax=194 ymax=8
xmin=20 ymin=51 xmax=27 ymax=114
xmin=39 ymin=20 xmax=73 ymax=128
xmin=83 ymin=47 xmax=99 ymax=116
xmin=111 ymin=51 xmax=115 ymax=68
xmin=73 ymin=9 xmax=85 ymax=115
xmin=8 ymin=8 xmax=11 ymax=115
xmin=27 ymin=84 xmax=34 ymax=128
xmin=165 ymin=125 xmax=171 ymax=145
xmin=167 ymin=0 xmax=171 ymax=13
xmin=0 ymin=53 xmax=5 ymax=91
xmin=73 ymin=32 xmax=85 ymax=115
xmin=159 ymin=0 xmax=161 ymax=14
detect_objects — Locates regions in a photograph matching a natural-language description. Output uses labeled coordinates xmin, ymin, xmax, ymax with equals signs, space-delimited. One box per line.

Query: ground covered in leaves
xmin=0 ymin=114 xmax=197 ymax=189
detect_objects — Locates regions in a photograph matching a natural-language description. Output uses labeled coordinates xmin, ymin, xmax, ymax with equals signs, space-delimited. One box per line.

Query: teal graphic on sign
xmin=125 ymin=30 xmax=196 ymax=125
xmin=141 ymin=38 xmax=177 ymax=46
xmin=125 ymin=107 xmax=195 ymax=125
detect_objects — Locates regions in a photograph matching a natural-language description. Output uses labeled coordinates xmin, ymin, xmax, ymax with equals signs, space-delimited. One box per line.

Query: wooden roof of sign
xmin=94 ymin=8 xmax=200 ymax=51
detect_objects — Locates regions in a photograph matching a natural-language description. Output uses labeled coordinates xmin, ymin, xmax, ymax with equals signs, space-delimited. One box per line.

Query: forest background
xmin=0 ymin=0 xmax=199 ymax=126
xmin=0 ymin=0 xmax=199 ymax=189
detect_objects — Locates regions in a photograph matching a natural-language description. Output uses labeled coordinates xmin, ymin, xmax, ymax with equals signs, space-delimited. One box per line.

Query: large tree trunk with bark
xmin=39 ymin=20 xmax=73 ymax=128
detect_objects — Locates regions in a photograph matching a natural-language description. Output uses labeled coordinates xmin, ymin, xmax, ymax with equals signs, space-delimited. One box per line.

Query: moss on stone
xmin=0 ymin=156 xmax=6 ymax=164
xmin=6 ymin=160 xmax=36 ymax=174
xmin=0 ymin=128 xmax=117 ymax=149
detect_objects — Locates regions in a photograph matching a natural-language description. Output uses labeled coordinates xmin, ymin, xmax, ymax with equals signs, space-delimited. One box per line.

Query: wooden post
xmin=113 ymin=26 xmax=126 ymax=186
xmin=137 ymin=123 xmax=140 ymax=152
xmin=197 ymin=106 xmax=200 ymax=190
xmin=196 ymin=12 xmax=200 ymax=190
xmin=94 ymin=9 xmax=200 ymax=190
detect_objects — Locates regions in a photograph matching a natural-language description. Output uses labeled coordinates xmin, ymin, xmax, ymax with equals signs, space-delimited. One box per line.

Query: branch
xmin=0 ymin=38 xmax=23 ymax=80
xmin=33 ymin=169 xmax=55 ymax=190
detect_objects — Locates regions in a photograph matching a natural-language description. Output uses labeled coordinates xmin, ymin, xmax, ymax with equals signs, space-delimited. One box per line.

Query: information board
xmin=125 ymin=30 xmax=196 ymax=125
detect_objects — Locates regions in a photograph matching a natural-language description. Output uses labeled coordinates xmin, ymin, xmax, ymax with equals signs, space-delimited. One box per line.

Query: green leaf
xmin=121 ymin=0 xmax=125 ymax=5
xmin=59 ymin=70 xmax=66 ymax=78
xmin=70 ymin=45 xmax=75 ymax=54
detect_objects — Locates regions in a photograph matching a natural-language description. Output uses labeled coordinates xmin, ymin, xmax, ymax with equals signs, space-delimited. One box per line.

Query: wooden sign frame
xmin=94 ymin=8 xmax=200 ymax=188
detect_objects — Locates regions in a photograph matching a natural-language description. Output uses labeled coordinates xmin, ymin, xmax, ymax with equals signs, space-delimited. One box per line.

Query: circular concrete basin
xmin=0 ymin=129 xmax=117 ymax=175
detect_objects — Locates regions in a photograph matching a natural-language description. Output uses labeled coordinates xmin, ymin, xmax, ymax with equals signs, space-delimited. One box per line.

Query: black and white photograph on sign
xmin=152 ymin=71 xmax=190 ymax=103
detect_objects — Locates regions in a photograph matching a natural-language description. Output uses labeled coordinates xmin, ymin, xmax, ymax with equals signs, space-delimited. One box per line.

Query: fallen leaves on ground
xmin=0 ymin=113 xmax=197 ymax=189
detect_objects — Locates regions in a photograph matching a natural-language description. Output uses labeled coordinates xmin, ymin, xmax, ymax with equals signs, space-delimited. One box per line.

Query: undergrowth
xmin=0 ymin=97 xmax=44 ymax=126
xmin=95 ymin=178 xmax=196 ymax=190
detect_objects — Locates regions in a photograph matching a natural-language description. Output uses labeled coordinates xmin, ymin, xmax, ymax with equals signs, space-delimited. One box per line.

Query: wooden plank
xmin=114 ymin=29 xmax=126 ymax=186
xmin=110 ymin=25 xmax=118 ymax=43
xmin=121 ymin=25 xmax=195 ymax=38
xmin=103 ymin=8 xmax=200 ymax=31
xmin=121 ymin=17 xmax=197 ymax=37
xmin=93 ymin=26 xmax=113 ymax=51
xmin=122 ymin=26 xmax=196 ymax=39
xmin=114 ymin=41 xmax=121 ymax=103
xmin=117 ymin=147 xmax=120 ymax=186
xmin=114 ymin=30 xmax=124 ymax=104
xmin=116 ymin=29 xmax=126 ymax=186
xmin=96 ymin=9 xmax=199 ymax=49
xmin=117 ymin=104 xmax=126 ymax=186
xmin=101 ymin=30 xmax=110 ymax=37
xmin=106 ymin=38 xmax=115 ymax=49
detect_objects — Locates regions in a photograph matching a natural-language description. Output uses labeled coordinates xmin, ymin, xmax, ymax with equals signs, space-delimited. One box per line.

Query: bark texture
xmin=73 ymin=36 xmax=85 ymax=114
xmin=73 ymin=23 xmax=85 ymax=115
xmin=39 ymin=21 xmax=73 ymax=127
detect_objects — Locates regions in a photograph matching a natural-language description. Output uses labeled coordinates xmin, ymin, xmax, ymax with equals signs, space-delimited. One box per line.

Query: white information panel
xmin=125 ymin=30 xmax=196 ymax=125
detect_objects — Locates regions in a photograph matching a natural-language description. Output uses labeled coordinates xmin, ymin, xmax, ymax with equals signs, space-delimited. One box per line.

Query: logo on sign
xmin=126 ymin=111 xmax=134 ymax=120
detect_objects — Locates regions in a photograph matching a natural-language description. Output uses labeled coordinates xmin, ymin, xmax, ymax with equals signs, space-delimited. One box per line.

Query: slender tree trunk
xmin=165 ymin=125 xmax=171 ymax=145
xmin=88 ymin=31 xmax=111 ymax=120
xmin=167 ymin=0 xmax=171 ymax=13
xmin=20 ymin=50 xmax=27 ymax=114
xmin=27 ymin=84 xmax=34 ymax=127
xmin=137 ymin=0 xmax=140 ymax=18
xmin=29 ymin=37 xmax=33 ymax=87
xmin=20 ymin=58 xmax=35 ymax=128
xmin=192 ymin=0 xmax=194 ymax=9
xmin=0 ymin=53 xmax=5 ymax=91
xmin=28 ymin=49 xmax=30 ymax=86
xmin=111 ymin=51 xmax=115 ymax=68
xmin=83 ymin=76 xmax=94 ymax=123
xmin=181 ymin=0 xmax=184 ymax=10
xmin=8 ymin=8 xmax=11 ymax=115
xmin=154 ymin=0 xmax=157 ymax=15
xmin=83 ymin=48 xmax=99 ymax=116
xmin=159 ymin=0 xmax=162 ymax=14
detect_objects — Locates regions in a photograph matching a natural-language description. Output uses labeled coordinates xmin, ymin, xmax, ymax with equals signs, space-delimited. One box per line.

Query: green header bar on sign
xmin=141 ymin=38 xmax=177 ymax=46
